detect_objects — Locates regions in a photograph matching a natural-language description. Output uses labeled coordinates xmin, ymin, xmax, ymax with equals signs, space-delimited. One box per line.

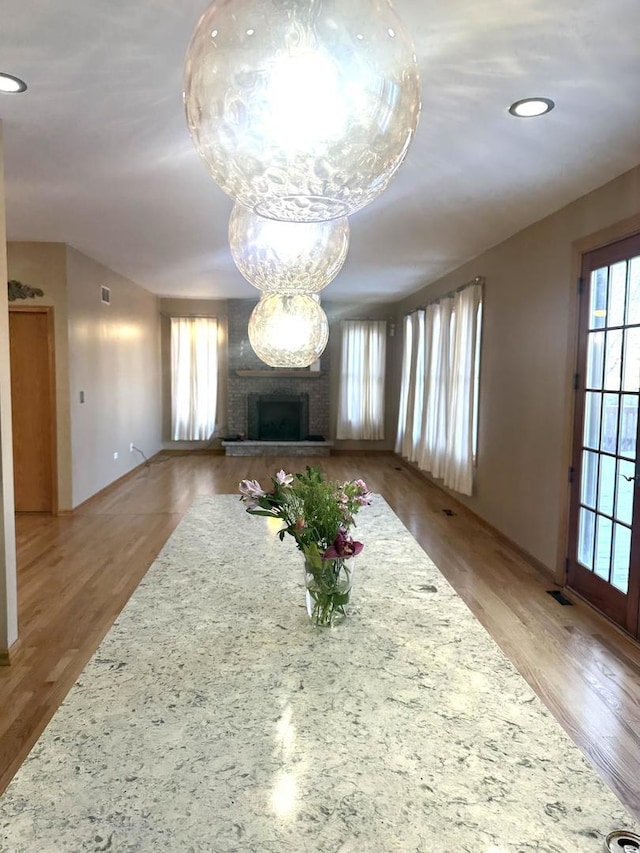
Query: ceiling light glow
xmin=508 ymin=97 xmax=555 ymax=117
xmin=184 ymin=0 xmax=421 ymax=222
xmin=248 ymin=294 xmax=329 ymax=368
xmin=229 ymin=204 xmax=350 ymax=293
xmin=0 ymin=73 xmax=27 ymax=94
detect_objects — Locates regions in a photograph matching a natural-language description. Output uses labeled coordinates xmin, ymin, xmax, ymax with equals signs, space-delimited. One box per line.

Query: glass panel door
xmin=568 ymin=233 xmax=640 ymax=637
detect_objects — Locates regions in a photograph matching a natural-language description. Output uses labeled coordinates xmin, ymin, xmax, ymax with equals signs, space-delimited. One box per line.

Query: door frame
xmin=556 ymin=214 xmax=640 ymax=637
xmin=557 ymin=214 xmax=640 ymax=585
xmin=8 ymin=305 xmax=58 ymax=515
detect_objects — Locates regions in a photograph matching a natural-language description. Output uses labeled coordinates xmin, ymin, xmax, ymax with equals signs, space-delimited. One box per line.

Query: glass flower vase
xmin=304 ymin=555 xmax=355 ymax=627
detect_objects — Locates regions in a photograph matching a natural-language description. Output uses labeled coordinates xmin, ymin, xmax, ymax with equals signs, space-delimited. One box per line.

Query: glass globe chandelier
xmin=184 ymin=0 xmax=421 ymax=222
xmin=248 ymin=293 xmax=329 ymax=367
xmin=229 ymin=203 xmax=350 ymax=293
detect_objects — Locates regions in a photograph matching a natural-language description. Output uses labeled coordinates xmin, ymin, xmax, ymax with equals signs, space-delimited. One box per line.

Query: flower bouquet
xmin=239 ymin=466 xmax=372 ymax=626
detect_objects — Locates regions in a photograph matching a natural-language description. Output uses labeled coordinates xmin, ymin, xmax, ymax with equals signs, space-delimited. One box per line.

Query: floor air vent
xmin=547 ymin=589 xmax=573 ymax=606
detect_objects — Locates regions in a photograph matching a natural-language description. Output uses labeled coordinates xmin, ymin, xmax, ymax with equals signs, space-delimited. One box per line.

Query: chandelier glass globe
xmin=184 ymin=0 xmax=421 ymax=222
xmin=248 ymin=293 xmax=329 ymax=367
xmin=229 ymin=204 xmax=349 ymax=293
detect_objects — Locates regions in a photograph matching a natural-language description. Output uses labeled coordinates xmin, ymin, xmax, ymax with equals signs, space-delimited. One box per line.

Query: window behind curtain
xmin=395 ymin=282 xmax=483 ymax=495
xmin=337 ymin=320 xmax=387 ymax=440
xmin=171 ymin=317 xmax=219 ymax=441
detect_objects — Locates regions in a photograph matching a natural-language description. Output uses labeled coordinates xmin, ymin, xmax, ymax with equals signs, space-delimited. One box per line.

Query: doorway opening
xmin=8 ymin=306 xmax=57 ymax=513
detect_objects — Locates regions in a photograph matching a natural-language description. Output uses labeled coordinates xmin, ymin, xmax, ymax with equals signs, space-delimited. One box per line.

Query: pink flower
xmin=322 ymin=530 xmax=363 ymax=559
xmin=274 ymin=470 xmax=294 ymax=486
xmin=352 ymin=479 xmax=373 ymax=505
xmin=238 ymin=480 xmax=266 ymax=509
xmin=356 ymin=493 xmax=373 ymax=506
xmin=239 ymin=479 xmax=266 ymax=499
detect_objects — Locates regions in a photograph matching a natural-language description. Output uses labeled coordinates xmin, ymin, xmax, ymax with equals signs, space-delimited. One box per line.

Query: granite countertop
xmin=0 ymin=494 xmax=637 ymax=852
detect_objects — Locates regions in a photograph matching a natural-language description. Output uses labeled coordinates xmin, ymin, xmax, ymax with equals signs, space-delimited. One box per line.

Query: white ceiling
xmin=2 ymin=0 xmax=640 ymax=303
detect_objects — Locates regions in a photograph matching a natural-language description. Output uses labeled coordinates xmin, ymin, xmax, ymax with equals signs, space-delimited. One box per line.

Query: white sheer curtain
xmin=171 ymin=317 xmax=220 ymax=441
xmin=395 ymin=281 xmax=482 ymax=496
xmin=443 ymin=285 xmax=482 ymax=493
xmin=418 ymin=299 xmax=451 ymax=479
xmin=408 ymin=311 xmax=425 ymax=459
xmin=395 ymin=310 xmax=424 ymax=459
xmin=395 ymin=314 xmax=414 ymax=455
xmin=337 ymin=320 xmax=387 ymax=440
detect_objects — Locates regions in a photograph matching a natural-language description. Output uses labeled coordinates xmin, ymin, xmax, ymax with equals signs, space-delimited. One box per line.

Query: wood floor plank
xmin=0 ymin=452 xmax=639 ymax=820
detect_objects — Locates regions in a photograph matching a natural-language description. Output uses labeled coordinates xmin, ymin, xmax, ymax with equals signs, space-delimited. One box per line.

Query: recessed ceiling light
xmin=508 ymin=97 xmax=554 ymax=118
xmin=0 ymin=72 xmax=27 ymax=94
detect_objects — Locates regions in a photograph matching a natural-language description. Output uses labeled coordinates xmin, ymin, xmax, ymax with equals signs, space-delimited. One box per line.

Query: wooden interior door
xmin=8 ymin=307 xmax=57 ymax=513
xmin=567 ymin=232 xmax=640 ymax=637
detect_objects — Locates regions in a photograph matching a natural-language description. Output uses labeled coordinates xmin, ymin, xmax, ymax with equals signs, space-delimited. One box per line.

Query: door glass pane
xmin=626 ymin=256 xmax=640 ymax=325
xmin=616 ymin=459 xmax=635 ymax=526
xmin=611 ymin=524 xmax=631 ymax=594
xmin=619 ymin=395 xmax=638 ymax=459
xmin=598 ymin=454 xmax=615 ymax=516
xmin=594 ymin=516 xmax=612 ymax=581
xmin=608 ymin=261 xmax=627 ymax=327
xmin=578 ymin=508 xmax=595 ymax=569
xmin=589 ymin=267 xmax=608 ymax=330
xmin=604 ymin=330 xmax=623 ymax=390
xmin=573 ymin=240 xmax=640 ymax=622
xmin=586 ymin=331 xmax=605 ymax=389
xmin=623 ymin=327 xmax=640 ymax=392
xmin=583 ymin=392 xmax=601 ymax=449
xmin=581 ymin=450 xmax=598 ymax=509
xmin=601 ymin=394 xmax=619 ymax=453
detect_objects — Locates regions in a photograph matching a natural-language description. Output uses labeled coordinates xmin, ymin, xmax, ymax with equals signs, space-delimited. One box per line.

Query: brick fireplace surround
xmin=223 ymin=300 xmax=333 ymax=457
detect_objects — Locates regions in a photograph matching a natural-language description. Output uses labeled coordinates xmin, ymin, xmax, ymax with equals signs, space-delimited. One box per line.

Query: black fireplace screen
xmin=248 ymin=393 xmax=309 ymax=441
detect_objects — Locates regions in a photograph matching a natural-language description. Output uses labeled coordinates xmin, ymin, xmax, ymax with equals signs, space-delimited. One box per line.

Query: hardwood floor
xmin=1 ymin=452 xmax=639 ymax=819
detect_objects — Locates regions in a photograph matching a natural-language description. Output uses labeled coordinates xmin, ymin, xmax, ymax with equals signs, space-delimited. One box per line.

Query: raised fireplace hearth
xmin=223 ymin=391 xmax=332 ymax=455
xmin=248 ymin=393 xmax=309 ymax=441
xmin=221 ymin=439 xmax=333 ymax=457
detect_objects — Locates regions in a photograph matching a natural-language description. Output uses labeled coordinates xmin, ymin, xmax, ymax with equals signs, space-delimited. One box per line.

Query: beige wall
xmin=395 ymin=164 xmax=640 ymax=573
xmin=158 ymin=298 xmax=399 ymax=450
xmin=66 ymin=247 xmax=162 ymax=506
xmin=7 ymin=242 xmax=72 ymax=509
xmin=7 ymin=243 xmax=163 ymax=509
xmin=0 ymin=124 xmax=18 ymax=651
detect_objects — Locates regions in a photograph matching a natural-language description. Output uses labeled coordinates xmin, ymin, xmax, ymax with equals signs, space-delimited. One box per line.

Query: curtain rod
xmin=412 ymin=275 xmax=484 ymax=312
xmin=160 ymin=312 xmax=227 ymax=319
xmin=337 ymin=317 xmax=391 ymax=322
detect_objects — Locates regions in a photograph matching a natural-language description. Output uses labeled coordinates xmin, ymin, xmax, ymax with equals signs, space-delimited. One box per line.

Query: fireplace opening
xmin=260 ymin=400 xmax=301 ymax=440
xmin=248 ymin=393 xmax=309 ymax=441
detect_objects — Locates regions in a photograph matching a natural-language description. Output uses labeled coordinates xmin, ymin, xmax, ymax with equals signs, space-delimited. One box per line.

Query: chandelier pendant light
xmin=184 ymin=0 xmax=421 ymax=222
xmin=229 ymin=203 xmax=350 ymax=293
xmin=248 ymin=293 xmax=329 ymax=368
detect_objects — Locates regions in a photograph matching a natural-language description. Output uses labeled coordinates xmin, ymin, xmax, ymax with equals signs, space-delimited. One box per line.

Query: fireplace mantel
xmin=235 ymin=369 xmax=322 ymax=377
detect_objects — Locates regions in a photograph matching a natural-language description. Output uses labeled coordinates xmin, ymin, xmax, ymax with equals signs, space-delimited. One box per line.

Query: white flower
xmin=275 ymin=470 xmax=294 ymax=486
